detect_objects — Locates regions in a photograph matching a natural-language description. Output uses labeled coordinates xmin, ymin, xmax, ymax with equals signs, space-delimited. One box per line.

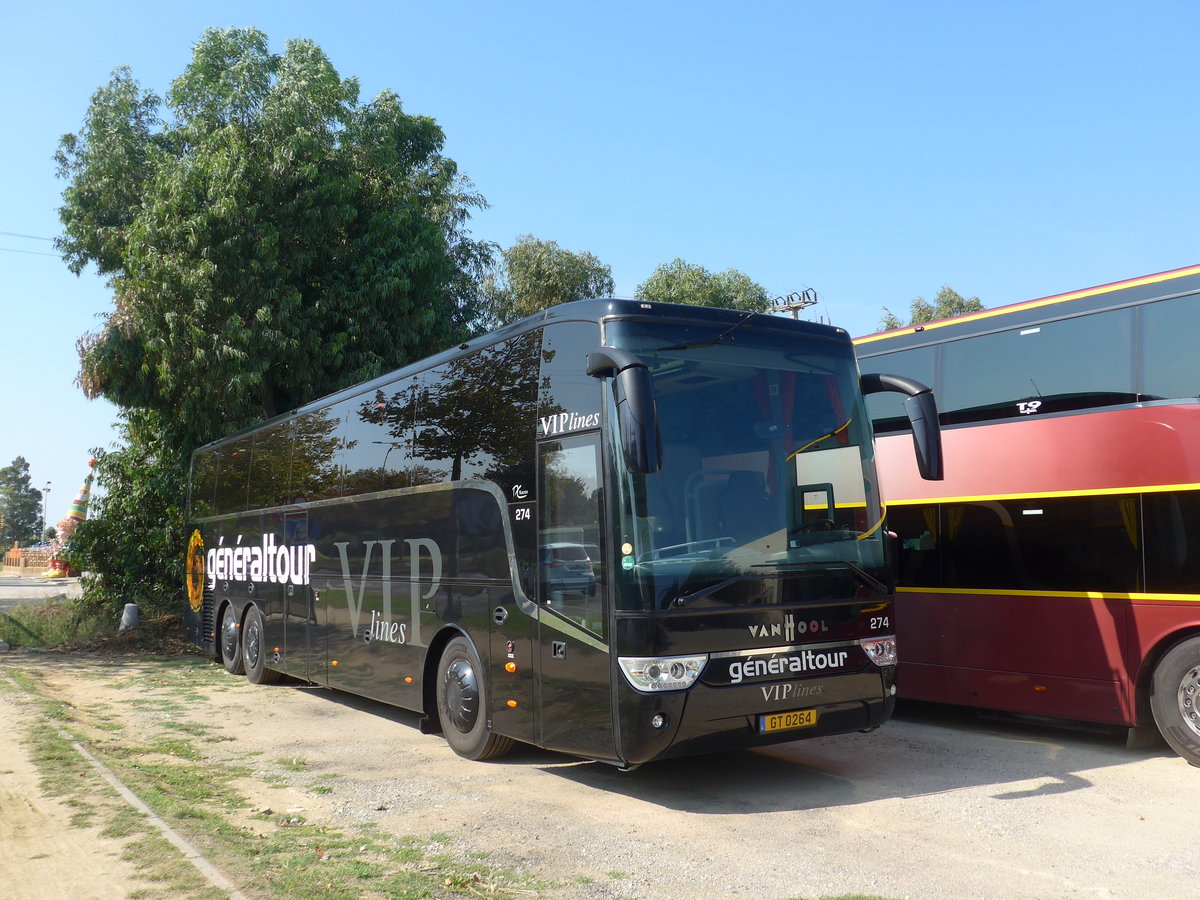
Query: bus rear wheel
xmin=220 ymin=605 xmax=244 ymax=676
xmin=242 ymin=605 xmax=282 ymax=685
xmin=436 ymin=636 xmax=513 ymax=761
xmin=1149 ymin=635 xmax=1200 ymax=767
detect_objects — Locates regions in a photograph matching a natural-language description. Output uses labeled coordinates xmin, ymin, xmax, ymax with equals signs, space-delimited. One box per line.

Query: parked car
xmin=539 ymin=542 xmax=596 ymax=601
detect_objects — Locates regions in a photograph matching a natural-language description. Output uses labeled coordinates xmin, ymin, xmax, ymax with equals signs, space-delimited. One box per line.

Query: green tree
xmin=880 ymin=285 xmax=985 ymax=331
xmin=64 ymin=411 xmax=186 ymax=620
xmin=481 ymin=235 xmax=614 ymax=326
xmin=0 ymin=457 xmax=43 ymax=545
xmin=56 ymin=28 xmax=492 ymax=616
xmin=635 ymin=258 xmax=771 ymax=312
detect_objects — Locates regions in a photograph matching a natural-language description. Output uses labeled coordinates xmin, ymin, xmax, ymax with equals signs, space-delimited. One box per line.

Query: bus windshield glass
xmin=607 ymin=317 xmax=885 ymax=611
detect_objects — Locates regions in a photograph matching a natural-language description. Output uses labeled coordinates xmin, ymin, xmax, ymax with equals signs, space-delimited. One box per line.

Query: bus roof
xmin=854 ymin=263 xmax=1200 ymax=352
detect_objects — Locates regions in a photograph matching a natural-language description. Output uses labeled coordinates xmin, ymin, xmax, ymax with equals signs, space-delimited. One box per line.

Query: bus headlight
xmin=860 ymin=636 xmax=898 ymax=667
xmin=618 ymin=654 xmax=708 ymax=692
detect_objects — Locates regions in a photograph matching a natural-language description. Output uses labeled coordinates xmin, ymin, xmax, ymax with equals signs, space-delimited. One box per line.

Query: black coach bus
xmin=184 ymin=299 xmax=942 ymax=767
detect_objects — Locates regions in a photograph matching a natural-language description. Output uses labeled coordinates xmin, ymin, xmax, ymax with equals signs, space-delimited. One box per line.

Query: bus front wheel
xmin=1150 ymin=635 xmax=1200 ymax=767
xmin=436 ymin=636 xmax=513 ymax=761
xmin=242 ymin=605 xmax=282 ymax=686
xmin=220 ymin=605 xmax=244 ymax=676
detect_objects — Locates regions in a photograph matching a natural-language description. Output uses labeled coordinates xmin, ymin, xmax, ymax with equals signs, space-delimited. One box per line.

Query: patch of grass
xmin=0 ymin=598 xmax=108 ymax=647
xmin=3 ymin=656 xmax=548 ymax=900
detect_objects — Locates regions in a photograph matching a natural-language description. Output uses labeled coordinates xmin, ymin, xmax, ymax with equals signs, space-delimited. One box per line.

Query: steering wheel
xmin=800 ymin=518 xmax=837 ymax=533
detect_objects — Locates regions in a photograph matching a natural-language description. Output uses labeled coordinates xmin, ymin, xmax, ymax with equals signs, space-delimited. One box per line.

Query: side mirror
xmin=860 ymin=373 xmax=944 ymax=481
xmin=587 ymin=349 xmax=663 ymax=474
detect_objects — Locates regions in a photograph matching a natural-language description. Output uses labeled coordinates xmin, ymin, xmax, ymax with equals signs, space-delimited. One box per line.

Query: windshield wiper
xmin=654 ymin=311 xmax=756 ymax=352
xmin=672 ymin=574 xmax=750 ymax=608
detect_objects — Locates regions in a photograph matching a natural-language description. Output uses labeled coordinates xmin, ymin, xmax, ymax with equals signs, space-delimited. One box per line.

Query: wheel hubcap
xmin=1178 ymin=665 xmax=1200 ymax=739
xmin=444 ymin=658 xmax=479 ymax=733
xmin=245 ymin=620 xmax=261 ymax=668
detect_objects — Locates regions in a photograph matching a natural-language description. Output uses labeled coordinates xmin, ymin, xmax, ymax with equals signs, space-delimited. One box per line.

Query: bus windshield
xmin=607 ymin=318 xmax=886 ymax=611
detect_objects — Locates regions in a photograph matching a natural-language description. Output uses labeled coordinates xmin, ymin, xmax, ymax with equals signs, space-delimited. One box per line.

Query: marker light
xmin=507 ymin=700 xmax=518 ymax=708
xmin=618 ymin=654 xmax=708 ymax=692
xmin=505 ymin=662 xmax=518 ymax=673
xmin=860 ymin=636 xmax=898 ymax=667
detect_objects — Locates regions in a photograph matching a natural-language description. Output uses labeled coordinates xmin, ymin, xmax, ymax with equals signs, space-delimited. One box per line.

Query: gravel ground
xmin=4 ymin=646 xmax=1200 ymax=900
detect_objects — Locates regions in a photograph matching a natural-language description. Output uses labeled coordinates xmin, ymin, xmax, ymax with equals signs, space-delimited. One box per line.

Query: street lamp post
xmin=41 ymin=482 xmax=51 ymax=543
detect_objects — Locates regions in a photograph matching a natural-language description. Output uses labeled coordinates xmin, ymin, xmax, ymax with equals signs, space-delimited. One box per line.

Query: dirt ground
xmin=3 ymin=644 xmax=1200 ymax=900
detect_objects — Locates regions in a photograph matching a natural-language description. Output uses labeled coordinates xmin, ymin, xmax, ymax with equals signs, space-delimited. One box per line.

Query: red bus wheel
xmin=436 ymin=636 xmax=513 ymax=761
xmin=1150 ymin=635 xmax=1200 ymax=767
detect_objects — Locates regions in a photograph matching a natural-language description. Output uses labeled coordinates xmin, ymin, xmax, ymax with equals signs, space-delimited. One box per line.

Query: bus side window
xmin=190 ymin=448 xmax=220 ymax=519
xmin=539 ymin=321 xmax=603 ymax=432
xmin=246 ymin=423 xmax=294 ymax=510
xmin=289 ymin=408 xmax=345 ymax=502
xmin=213 ymin=442 xmax=253 ymax=516
xmin=539 ymin=435 xmax=606 ymax=637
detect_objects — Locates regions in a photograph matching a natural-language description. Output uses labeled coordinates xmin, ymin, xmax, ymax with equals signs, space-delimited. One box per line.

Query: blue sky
xmin=3 ymin=0 xmax=1199 ymax=516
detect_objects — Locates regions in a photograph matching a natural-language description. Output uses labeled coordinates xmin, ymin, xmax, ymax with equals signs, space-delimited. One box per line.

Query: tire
xmin=1149 ymin=635 xmax=1200 ymax=767
xmin=435 ymin=636 xmax=513 ymax=761
xmin=242 ymin=605 xmax=282 ymax=685
xmin=219 ymin=605 xmax=245 ymax=676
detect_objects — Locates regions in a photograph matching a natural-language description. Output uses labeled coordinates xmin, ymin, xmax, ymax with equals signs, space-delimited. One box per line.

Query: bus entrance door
xmin=535 ymin=435 xmax=615 ymax=759
xmin=282 ymin=508 xmax=326 ymax=684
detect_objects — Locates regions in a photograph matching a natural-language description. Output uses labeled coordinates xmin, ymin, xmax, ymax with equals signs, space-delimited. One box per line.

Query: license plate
xmin=758 ymin=708 xmax=819 ymax=734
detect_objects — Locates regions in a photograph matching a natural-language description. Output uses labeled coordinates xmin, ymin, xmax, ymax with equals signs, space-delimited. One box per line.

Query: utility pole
xmin=771 ymin=288 xmax=819 ymax=319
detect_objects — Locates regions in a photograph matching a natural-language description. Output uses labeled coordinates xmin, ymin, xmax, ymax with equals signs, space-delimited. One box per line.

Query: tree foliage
xmin=635 ymin=258 xmax=771 ymax=312
xmin=0 ymin=457 xmax=43 ymax=545
xmin=880 ymin=285 xmax=985 ymax=331
xmin=64 ymin=412 xmax=186 ymax=620
xmin=56 ymin=28 xmax=492 ymax=616
xmin=482 ymin=235 xmax=614 ymax=326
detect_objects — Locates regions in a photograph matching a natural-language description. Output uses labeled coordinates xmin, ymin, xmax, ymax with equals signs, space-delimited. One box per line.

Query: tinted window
xmin=888 ymin=504 xmax=942 ymax=587
xmin=859 ymin=346 xmax=937 ymax=434
xmin=540 ymin=321 xmax=602 ymax=439
xmin=411 ymin=366 xmax=467 ymax=484
xmin=539 ymin=434 xmax=606 ymax=636
xmin=246 ymin=423 xmax=293 ymax=510
xmin=341 ymin=385 xmax=409 ymax=495
xmin=1144 ymin=492 xmax=1200 ymax=592
xmin=409 ymin=336 xmax=540 ymax=490
xmin=940 ymin=308 xmax=1135 ymax=424
xmin=479 ymin=333 xmax=539 ymax=496
xmin=212 ymin=442 xmax=253 ymax=516
xmin=1140 ymin=293 xmax=1200 ymax=401
xmin=941 ymin=496 xmax=1140 ymax=592
xmin=189 ymin=449 xmax=220 ymax=519
xmin=289 ymin=407 xmax=344 ymax=502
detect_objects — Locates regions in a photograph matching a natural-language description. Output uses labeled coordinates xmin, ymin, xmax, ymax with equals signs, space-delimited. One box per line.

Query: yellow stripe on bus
xmin=896 ymin=586 xmax=1200 ymax=603
xmin=884 ymin=482 xmax=1200 ymax=507
xmin=855 ymin=264 xmax=1200 ymax=346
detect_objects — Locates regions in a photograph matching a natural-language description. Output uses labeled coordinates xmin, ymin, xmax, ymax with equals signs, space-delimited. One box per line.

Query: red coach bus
xmin=855 ymin=264 xmax=1200 ymax=767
